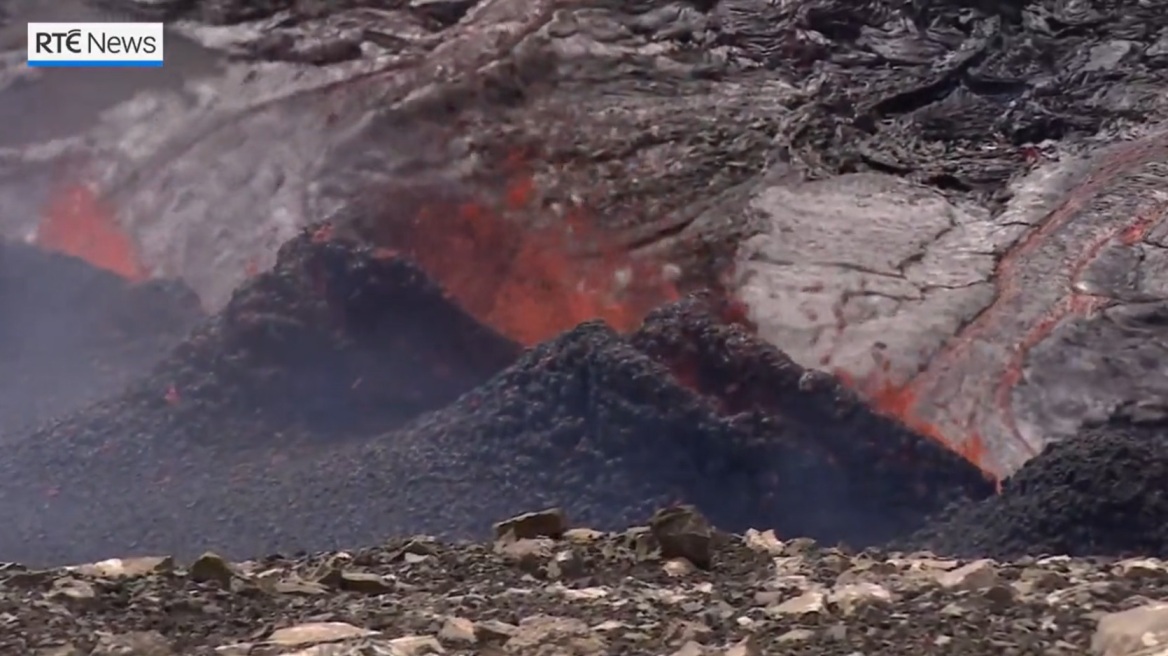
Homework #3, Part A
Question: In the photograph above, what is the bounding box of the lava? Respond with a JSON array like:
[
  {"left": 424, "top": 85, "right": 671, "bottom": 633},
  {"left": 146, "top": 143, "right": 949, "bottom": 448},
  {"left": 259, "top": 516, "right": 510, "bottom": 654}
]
[
  {"left": 36, "top": 182, "right": 147, "bottom": 281},
  {"left": 372, "top": 165, "right": 681, "bottom": 346},
  {"left": 834, "top": 370, "right": 994, "bottom": 479},
  {"left": 832, "top": 138, "right": 1168, "bottom": 480}
]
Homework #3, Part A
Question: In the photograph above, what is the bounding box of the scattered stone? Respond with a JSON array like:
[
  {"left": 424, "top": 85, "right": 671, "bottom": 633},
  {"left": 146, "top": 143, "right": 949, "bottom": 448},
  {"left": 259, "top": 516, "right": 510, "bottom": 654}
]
[
  {"left": 936, "top": 559, "right": 999, "bottom": 590},
  {"left": 0, "top": 517, "right": 1162, "bottom": 654},
  {"left": 505, "top": 616, "right": 606, "bottom": 655},
  {"left": 437, "top": 617, "right": 477, "bottom": 645},
  {"left": 48, "top": 577, "right": 97, "bottom": 604},
  {"left": 270, "top": 575, "right": 331, "bottom": 596},
  {"left": 34, "top": 645, "right": 83, "bottom": 656},
  {"left": 828, "top": 582, "right": 893, "bottom": 616},
  {"left": 493, "top": 509, "right": 568, "bottom": 541},
  {"left": 266, "top": 623, "right": 379, "bottom": 648},
  {"left": 563, "top": 529, "right": 604, "bottom": 544},
  {"left": 664, "top": 620, "right": 714, "bottom": 645},
  {"left": 742, "top": 529, "right": 784, "bottom": 555},
  {"left": 1116, "top": 558, "right": 1168, "bottom": 579},
  {"left": 1093, "top": 603, "right": 1168, "bottom": 656},
  {"left": 766, "top": 590, "right": 827, "bottom": 618},
  {"left": 670, "top": 642, "right": 707, "bottom": 656},
  {"left": 188, "top": 552, "right": 237, "bottom": 587},
  {"left": 547, "top": 549, "right": 587, "bottom": 580},
  {"left": 387, "top": 635, "right": 444, "bottom": 656},
  {"left": 663, "top": 557, "right": 697, "bottom": 578},
  {"left": 320, "top": 570, "right": 395, "bottom": 594},
  {"left": 90, "top": 631, "right": 173, "bottom": 656},
  {"left": 475, "top": 620, "right": 519, "bottom": 644},
  {"left": 649, "top": 506, "right": 714, "bottom": 569},
  {"left": 724, "top": 636, "right": 762, "bottom": 656},
  {"left": 72, "top": 556, "right": 174, "bottom": 579},
  {"left": 777, "top": 629, "right": 815, "bottom": 643},
  {"left": 497, "top": 538, "right": 555, "bottom": 574}
]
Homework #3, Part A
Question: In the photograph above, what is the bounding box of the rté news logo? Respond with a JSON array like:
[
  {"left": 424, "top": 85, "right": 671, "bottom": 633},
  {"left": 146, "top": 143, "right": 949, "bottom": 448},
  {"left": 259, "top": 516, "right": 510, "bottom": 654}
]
[{"left": 26, "top": 22, "right": 165, "bottom": 68}]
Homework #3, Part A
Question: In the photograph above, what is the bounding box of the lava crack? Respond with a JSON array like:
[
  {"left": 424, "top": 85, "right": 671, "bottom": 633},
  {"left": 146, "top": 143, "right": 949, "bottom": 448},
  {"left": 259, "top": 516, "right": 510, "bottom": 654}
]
[{"left": 872, "top": 138, "right": 1168, "bottom": 478}]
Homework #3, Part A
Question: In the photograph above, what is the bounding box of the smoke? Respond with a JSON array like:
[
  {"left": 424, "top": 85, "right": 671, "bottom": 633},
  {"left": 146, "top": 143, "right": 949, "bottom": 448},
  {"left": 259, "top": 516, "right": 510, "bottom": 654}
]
[{"left": 0, "top": 240, "right": 201, "bottom": 437}]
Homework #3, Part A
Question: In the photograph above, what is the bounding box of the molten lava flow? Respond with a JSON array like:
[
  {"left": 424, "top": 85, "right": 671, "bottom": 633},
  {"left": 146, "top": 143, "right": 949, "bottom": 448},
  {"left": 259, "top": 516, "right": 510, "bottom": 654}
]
[
  {"left": 834, "top": 370, "right": 994, "bottom": 480},
  {"left": 381, "top": 167, "right": 680, "bottom": 346},
  {"left": 831, "top": 143, "right": 1168, "bottom": 484},
  {"left": 37, "top": 183, "right": 146, "bottom": 281}
]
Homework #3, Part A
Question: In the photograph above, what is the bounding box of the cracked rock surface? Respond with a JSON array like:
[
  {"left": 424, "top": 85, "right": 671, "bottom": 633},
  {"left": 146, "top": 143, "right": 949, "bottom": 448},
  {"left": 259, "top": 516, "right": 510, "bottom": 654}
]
[{"left": 3, "top": 509, "right": 1168, "bottom": 656}]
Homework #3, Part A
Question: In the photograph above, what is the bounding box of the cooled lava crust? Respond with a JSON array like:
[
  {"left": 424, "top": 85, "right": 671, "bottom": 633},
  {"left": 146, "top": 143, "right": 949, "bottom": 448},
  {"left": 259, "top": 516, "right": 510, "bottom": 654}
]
[{"left": 0, "top": 227, "right": 993, "bottom": 565}]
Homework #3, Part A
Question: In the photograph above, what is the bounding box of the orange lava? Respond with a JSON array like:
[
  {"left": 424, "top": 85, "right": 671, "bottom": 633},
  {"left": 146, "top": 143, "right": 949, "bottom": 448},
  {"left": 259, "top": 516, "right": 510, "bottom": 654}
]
[
  {"left": 832, "top": 182, "right": 1168, "bottom": 484},
  {"left": 37, "top": 183, "right": 146, "bottom": 281},
  {"left": 377, "top": 167, "right": 680, "bottom": 346},
  {"left": 834, "top": 369, "right": 994, "bottom": 480}
]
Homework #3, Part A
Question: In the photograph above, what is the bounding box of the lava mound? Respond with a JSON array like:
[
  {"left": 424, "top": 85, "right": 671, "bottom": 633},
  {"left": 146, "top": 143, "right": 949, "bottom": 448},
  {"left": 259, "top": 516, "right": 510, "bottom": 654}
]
[
  {"left": 908, "top": 423, "right": 1168, "bottom": 559},
  {"left": 0, "top": 240, "right": 202, "bottom": 435},
  {"left": 128, "top": 226, "right": 523, "bottom": 437},
  {"left": 627, "top": 297, "right": 996, "bottom": 544}
]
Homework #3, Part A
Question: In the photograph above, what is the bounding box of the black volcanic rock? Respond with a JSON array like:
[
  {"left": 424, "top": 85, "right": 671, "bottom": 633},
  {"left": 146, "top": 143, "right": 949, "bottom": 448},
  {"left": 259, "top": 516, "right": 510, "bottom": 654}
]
[
  {"left": 908, "top": 423, "right": 1168, "bottom": 559},
  {"left": 630, "top": 296, "right": 996, "bottom": 545},
  {"left": 144, "top": 227, "right": 522, "bottom": 438}
]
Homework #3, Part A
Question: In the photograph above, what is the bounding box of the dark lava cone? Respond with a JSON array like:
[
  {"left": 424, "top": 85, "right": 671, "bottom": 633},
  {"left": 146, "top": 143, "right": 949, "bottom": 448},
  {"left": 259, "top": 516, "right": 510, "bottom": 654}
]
[
  {"left": 0, "top": 240, "right": 202, "bottom": 435},
  {"left": 630, "top": 296, "right": 996, "bottom": 544},
  {"left": 907, "top": 423, "right": 1168, "bottom": 559},
  {"left": 145, "top": 227, "right": 522, "bottom": 437}
]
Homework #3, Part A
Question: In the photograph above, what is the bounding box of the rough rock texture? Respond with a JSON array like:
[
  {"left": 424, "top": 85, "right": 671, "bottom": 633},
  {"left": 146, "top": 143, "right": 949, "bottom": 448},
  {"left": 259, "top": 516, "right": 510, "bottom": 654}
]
[
  {"left": 5, "top": 0, "right": 1168, "bottom": 477},
  {"left": 0, "top": 240, "right": 202, "bottom": 435},
  {"left": 3, "top": 510, "right": 1167, "bottom": 656},
  {"left": 909, "top": 424, "right": 1168, "bottom": 560},
  {"left": 131, "top": 227, "right": 521, "bottom": 435},
  {"left": 0, "top": 232, "right": 989, "bottom": 566}
]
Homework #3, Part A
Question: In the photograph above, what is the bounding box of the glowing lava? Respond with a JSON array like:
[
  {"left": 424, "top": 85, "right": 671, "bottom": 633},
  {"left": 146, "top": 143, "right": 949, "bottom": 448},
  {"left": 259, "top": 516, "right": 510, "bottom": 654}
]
[
  {"left": 831, "top": 141, "right": 1168, "bottom": 482},
  {"left": 37, "top": 183, "right": 146, "bottom": 281},
  {"left": 377, "top": 167, "right": 680, "bottom": 346}
]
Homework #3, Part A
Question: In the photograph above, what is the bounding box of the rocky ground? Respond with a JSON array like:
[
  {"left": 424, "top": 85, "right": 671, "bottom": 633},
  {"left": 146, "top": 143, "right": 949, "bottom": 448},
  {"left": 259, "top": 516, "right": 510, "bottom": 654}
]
[{"left": 5, "top": 506, "right": 1168, "bottom": 656}]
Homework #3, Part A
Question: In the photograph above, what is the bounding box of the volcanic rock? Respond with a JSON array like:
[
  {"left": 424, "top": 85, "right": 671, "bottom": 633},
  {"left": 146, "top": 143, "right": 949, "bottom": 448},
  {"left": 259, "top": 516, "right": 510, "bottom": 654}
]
[
  {"left": 908, "top": 424, "right": 1168, "bottom": 559},
  {"left": 6, "top": 0, "right": 1168, "bottom": 482},
  {"left": 1093, "top": 603, "right": 1168, "bottom": 656},
  {"left": 649, "top": 505, "right": 715, "bottom": 570},
  {"left": 145, "top": 226, "right": 520, "bottom": 436},
  {"left": 494, "top": 508, "right": 568, "bottom": 541},
  {"left": 631, "top": 296, "right": 995, "bottom": 544},
  {"left": 0, "top": 229, "right": 520, "bottom": 564},
  {"left": 0, "top": 519, "right": 1149, "bottom": 655},
  {"left": 0, "top": 239, "right": 990, "bottom": 565}
]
